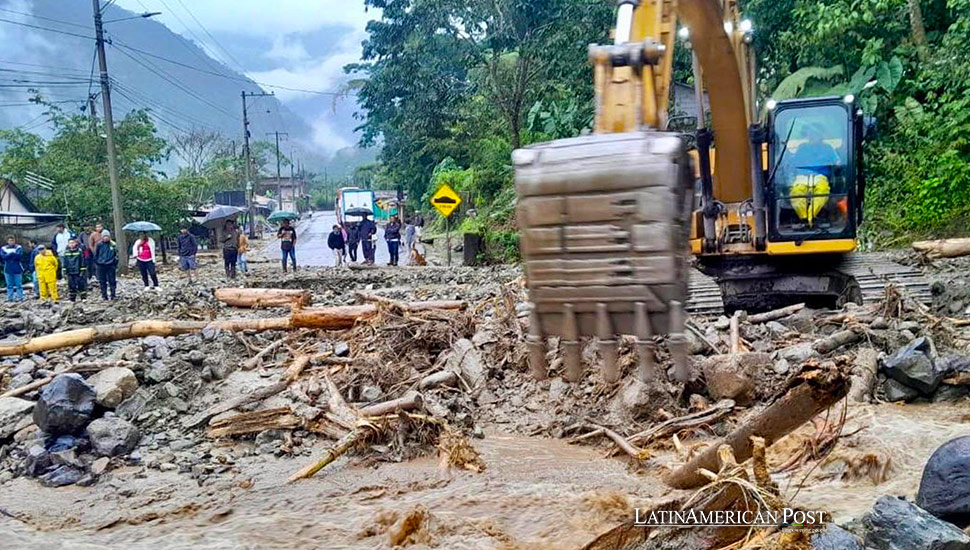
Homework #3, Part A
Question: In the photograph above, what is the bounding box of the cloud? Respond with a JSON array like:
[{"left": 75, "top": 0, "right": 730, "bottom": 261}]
[
  {"left": 309, "top": 116, "right": 352, "bottom": 151},
  {"left": 115, "top": 0, "right": 374, "bottom": 38},
  {"left": 264, "top": 36, "right": 311, "bottom": 65},
  {"left": 247, "top": 31, "right": 364, "bottom": 102}
]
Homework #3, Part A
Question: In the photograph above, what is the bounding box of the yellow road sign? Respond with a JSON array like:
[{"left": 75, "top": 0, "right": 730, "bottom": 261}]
[{"left": 430, "top": 183, "right": 462, "bottom": 217}]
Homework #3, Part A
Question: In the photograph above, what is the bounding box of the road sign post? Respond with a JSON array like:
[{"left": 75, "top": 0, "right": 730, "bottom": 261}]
[{"left": 430, "top": 184, "right": 462, "bottom": 267}]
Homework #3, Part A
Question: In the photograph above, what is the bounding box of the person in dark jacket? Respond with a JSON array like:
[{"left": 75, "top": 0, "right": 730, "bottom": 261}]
[
  {"left": 384, "top": 215, "right": 402, "bottom": 266},
  {"left": 177, "top": 226, "right": 199, "bottom": 284},
  {"left": 345, "top": 222, "right": 360, "bottom": 263},
  {"left": 94, "top": 230, "right": 119, "bottom": 300},
  {"left": 359, "top": 215, "right": 377, "bottom": 265},
  {"left": 277, "top": 218, "right": 298, "bottom": 272},
  {"left": 220, "top": 220, "right": 240, "bottom": 279},
  {"left": 61, "top": 238, "right": 87, "bottom": 301},
  {"left": 327, "top": 224, "right": 346, "bottom": 267},
  {"left": 1, "top": 236, "right": 24, "bottom": 302}
]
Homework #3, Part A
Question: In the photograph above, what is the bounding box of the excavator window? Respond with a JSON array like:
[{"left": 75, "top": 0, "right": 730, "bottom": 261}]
[{"left": 769, "top": 103, "right": 852, "bottom": 238}]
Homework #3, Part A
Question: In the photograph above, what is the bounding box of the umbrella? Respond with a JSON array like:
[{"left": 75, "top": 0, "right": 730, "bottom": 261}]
[
  {"left": 202, "top": 205, "right": 245, "bottom": 228},
  {"left": 267, "top": 210, "right": 299, "bottom": 222},
  {"left": 122, "top": 221, "right": 162, "bottom": 232},
  {"left": 344, "top": 206, "right": 373, "bottom": 217}
]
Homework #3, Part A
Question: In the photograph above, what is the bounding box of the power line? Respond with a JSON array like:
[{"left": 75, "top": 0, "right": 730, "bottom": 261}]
[
  {"left": 0, "top": 7, "right": 92, "bottom": 30},
  {"left": 0, "top": 17, "right": 95, "bottom": 40},
  {"left": 110, "top": 43, "right": 240, "bottom": 121},
  {"left": 146, "top": 0, "right": 229, "bottom": 73},
  {"left": 112, "top": 40, "right": 350, "bottom": 96},
  {"left": 172, "top": 0, "right": 247, "bottom": 74},
  {"left": 110, "top": 77, "right": 226, "bottom": 130}
]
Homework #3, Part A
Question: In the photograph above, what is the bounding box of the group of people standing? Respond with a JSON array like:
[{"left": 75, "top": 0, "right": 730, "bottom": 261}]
[
  {"left": 0, "top": 222, "right": 124, "bottom": 303},
  {"left": 327, "top": 213, "right": 422, "bottom": 267}
]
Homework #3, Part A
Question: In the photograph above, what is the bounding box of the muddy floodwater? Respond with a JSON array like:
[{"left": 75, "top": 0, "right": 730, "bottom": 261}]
[{"left": 3, "top": 400, "right": 970, "bottom": 549}]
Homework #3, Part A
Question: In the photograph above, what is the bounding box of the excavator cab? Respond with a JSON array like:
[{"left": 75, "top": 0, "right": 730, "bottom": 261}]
[{"left": 766, "top": 97, "right": 862, "bottom": 245}]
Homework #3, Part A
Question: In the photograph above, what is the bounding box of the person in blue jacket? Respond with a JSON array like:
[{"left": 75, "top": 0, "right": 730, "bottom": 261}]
[{"left": 1, "top": 236, "right": 24, "bottom": 302}]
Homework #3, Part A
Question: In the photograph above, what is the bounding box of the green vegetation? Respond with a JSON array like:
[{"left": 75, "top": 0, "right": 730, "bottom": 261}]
[{"left": 348, "top": 0, "right": 970, "bottom": 257}]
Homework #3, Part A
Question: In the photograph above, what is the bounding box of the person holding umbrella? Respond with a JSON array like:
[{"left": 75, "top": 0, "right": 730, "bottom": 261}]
[
  {"left": 277, "top": 218, "right": 298, "bottom": 272},
  {"left": 132, "top": 232, "right": 159, "bottom": 288},
  {"left": 345, "top": 222, "right": 360, "bottom": 263}
]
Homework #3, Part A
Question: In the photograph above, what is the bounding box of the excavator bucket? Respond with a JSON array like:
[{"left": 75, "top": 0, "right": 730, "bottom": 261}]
[{"left": 514, "top": 131, "right": 694, "bottom": 383}]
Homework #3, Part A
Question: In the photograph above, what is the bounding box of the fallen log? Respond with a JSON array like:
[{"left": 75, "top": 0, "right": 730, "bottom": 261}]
[
  {"left": 289, "top": 421, "right": 375, "bottom": 482},
  {"left": 912, "top": 237, "right": 970, "bottom": 259},
  {"left": 418, "top": 370, "right": 458, "bottom": 390},
  {"left": 0, "top": 302, "right": 459, "bottom": 358},
  {"left": 813, "top": 327, "right": 863, "bottom": 354},
  {"left": 214, "top": 288, "right": 312, "bottom": 309},
  {"left": 207, "top": 407, "right": 303, "bottom": 438},
  {"left": 184, "top": 353, "right": 317, "bottom": 428},
  {"left": 0, "top": 376, "right": 53, "bottom": 398},
  {"left": 242, "top": 339, "right": 286, "bottom": 370},
  {"left": 848, "top": 348, "right": 879, "bottom": 402},
  {"left": 359, "top": 391, "right": 423, "bottom": 417},
  {"left": 664, "top": 364, "right": 849, "bottom": 489},
  {"left": 747, "top": 303, "right": 805, "bottom": 324},
  {"left": 626, "top": 399, "right": 735, "bottom": 447},
  {"left": 353, "top": 292, "right": 466, "bottom": 313}
]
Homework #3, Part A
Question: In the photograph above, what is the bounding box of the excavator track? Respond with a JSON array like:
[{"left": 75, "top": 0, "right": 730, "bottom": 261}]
[{"left": 687, "top": 253, "right": 932, "bottom": 315}]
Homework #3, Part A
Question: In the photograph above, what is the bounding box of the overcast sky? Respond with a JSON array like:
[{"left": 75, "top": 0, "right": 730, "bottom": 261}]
[{"left": 114, "top": 0, "right": 376, "bottom": 151}]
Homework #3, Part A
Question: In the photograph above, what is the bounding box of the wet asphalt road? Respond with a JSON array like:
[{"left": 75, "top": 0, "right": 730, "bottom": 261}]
[{"left": 291, "top": 210, "right": 389, "bottom": 267}]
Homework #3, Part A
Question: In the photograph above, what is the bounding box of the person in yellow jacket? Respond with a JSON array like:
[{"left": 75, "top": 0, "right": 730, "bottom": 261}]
[{"left": 34, "top": 245, "right": 59, "bottom": 303}]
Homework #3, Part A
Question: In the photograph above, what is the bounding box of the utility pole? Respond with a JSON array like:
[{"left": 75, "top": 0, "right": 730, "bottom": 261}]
[
  {"left": 241, "top": 91, "right": 273, "bottom": 237},
  {"left": 92, "top": 0, "right": 128, "bottom": 272},
  {"left": 266, "top": 131, "right": 288, "bottom": 211}
]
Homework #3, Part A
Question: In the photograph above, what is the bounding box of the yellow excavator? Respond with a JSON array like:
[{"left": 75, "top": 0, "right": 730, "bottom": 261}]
[{"left": 513, "top": 0, "right": 928, "bottom": 382}]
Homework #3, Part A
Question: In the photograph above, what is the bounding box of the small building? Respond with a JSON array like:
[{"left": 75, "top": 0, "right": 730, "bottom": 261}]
[
  {"left": 256, "top": 176, "right": 308, "bottom": 213},
  {"left": 0, "top": 179, "right": 66, "bottom": 242}
]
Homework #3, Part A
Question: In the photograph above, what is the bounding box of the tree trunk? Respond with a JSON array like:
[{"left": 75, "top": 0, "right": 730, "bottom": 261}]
[
  {"left": 214, "top": 288, "right": 312, "bottom": 308},
  {"left": 908, "top": 0, "right": 929, "bottom": 59},
  {"left": 664, "top": 364, "right": 849, "bottom": 489},
  {"left": 912, "top": 238, "right": 970, "bottom": 259}
]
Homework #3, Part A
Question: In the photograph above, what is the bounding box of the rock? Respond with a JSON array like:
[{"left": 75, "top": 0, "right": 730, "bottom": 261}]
[
  {"left": 882, "top": 337, "right": 941, "bottom": 395},
  {"left": 779, "top": 342, "right": 818, "bottom": 364},
  {"left": 168, "top": 397, "right": 189, "bottom": 413},
  {"left": 0, "top": 397, "right": 34, "bottom": 438},
  {"left": 360, "top": 385, "right": 383, "bottom": 402},
  {"left": 8, "top": 372, "right": 33, "bottom": 390},
  {"left": 714, "top": 316, "right": 731, "bottom": 330},
  {"left": 50, "top": 447, "right": 83, "bottom": 468},
  {"left": 333, "top": 341, "right": 350, "bottom": 357},
  {"left": 145, "top": 360, "right": 174, "bottom": 383},
  {"left": 153, "top": 345, "right": 171, "bottom": 360},
  {"left": 883, "top": 378, "right": 921, "bottom": 403},
  {"left": 201, "top": 326, "right": 221, "bottom": 341},
  {"left": 899, "top": 321, "right": 922, "bottom": 333},
  {"left": 86, "top": 416, "right": 141, "bottom": 457},
  {"left": 938, "top": 356, "right": 970, "bottom": 377},
  {"left": 934, "top": 384, "right": 970, "bottom": 403},
  {"left": 115, "top": 389, "right": 151, "bottom": 420},
  {"left": 861, "top": 496, "right": 970, "bottom": 550},
  {"left": 90, "top": 456, "right": 110, "bottom": 475},
  {"left": 871, "top": 316, "right": 889, "bottom": 330},
  {"left": 208, "top": 362, "right": 229, "bottom": 381},
  {"left": 773, "top": 358, "right": 791, "bottom": 375},
  {"left": 471, "top": 330, "right": 498, "bottom": 347},
  {"left": 87, "top": 367, "right": 139, "bottom": 408},
  {"left": 255, "top": 429, "right": 285, "bottom": 446},
  {"left": 918, "top": 437, "right": 970, "bottom": 527},
  {"left": 13, "top": 358, "right": 36, "bottom": 375},
  {"left": 24, "top": 444, "right": 52, "bottom": 476},
  {"left": 701, "top": 353, "right": 772, "bottom": 406},
  {"left": 548, "top": 378, "right": 568, "bottom": 402},
  {"left": 766, "top": 321, "right": 789, "bottom": 337},
  {"left": 47, "top": 434, "right": 78, "bottom": 452},
  {"left": 161, "top": 382, "right": 180, "bottom": 398},
  {"left": 39, "top": 465, "right": 85, "bottom": 487},
  {"left": 169, "top": 439, "right": 195, "bottom": 452},
  {"left": 446, "top": 339, "right": 486, "bottom": 388},
  {"left": 33, "top": 374, "right": 96, "bottom": 436},
  {"left": 812, "top": 524, "right": 864, "bottom": 550},
  {"left": 186, "top": 350, "right": 205, "bottom": 367}
]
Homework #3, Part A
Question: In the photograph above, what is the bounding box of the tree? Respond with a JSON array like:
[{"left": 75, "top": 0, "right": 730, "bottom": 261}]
[{"left": 171, "top": 129, "right": 227, "bottom": 176}]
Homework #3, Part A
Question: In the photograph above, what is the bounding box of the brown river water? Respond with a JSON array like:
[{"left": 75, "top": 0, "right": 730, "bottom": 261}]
[{"left": 2, "top": 401, "right": 969, "bottom": 549}]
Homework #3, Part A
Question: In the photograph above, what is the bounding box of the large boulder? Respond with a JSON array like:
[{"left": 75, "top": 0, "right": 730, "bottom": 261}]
[
  {"left": 86, "top": 415, "right": 140, "bottom": 457},
  {"left": 861, "top": 496, "right": 970, "bottom": 550},
  {"left": 445, "top": 339, "right": 486, "bottom": 388},
  {"left": 0, "top": 397, "right": 34, "bottom": 438},
  {"left": 33, "top": 374, "right": 96, "bottom": 436},
  {"left": 86, "top": 367, "right": 138, "bottom": 408},
  {"left": 701, "top": 352, "right": 772, "bottom": 406},
  {"left": 881, "top": 337, "right": 941, "bottom": 395},
  {"left": 812, "top": 524, "right": 863, "bottom": 550},
  {"left": 918, "top": 437, "right": 970, "bottom": 526}
]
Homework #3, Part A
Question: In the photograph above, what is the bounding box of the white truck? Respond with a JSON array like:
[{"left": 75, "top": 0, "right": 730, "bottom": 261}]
[{"left": 335, "top": 187, "right": 375, "bottom": 225}]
